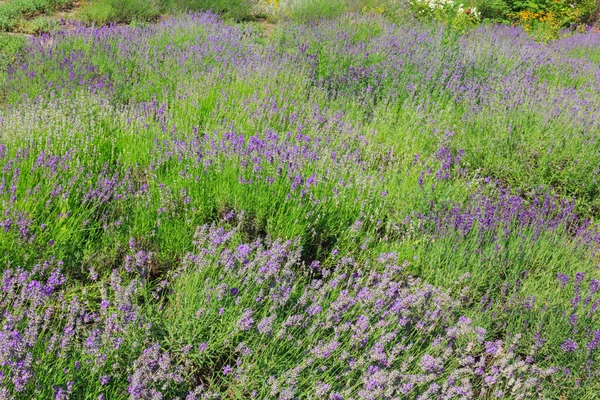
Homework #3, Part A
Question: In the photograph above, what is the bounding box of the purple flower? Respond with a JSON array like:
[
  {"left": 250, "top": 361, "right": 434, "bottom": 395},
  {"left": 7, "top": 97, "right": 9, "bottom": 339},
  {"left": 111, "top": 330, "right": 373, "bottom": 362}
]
[
  {"left": 421, "top": 354, "right": 443, "bottom": 373},
  {"left": 475, "top": 327, "right": 487, "bottom": 343},
  {"left": 222, "top": 365, "right": 234, "bottom": 375},
  {"left": 589, "top": 279, "right": 599, "bottom": 294},
  {"left": 484, "top": 340, "right": 502, "bottom": 356},
  {"left": 484, "top": 374, "right": 498, "bottom": 385},
  {"left": 569, "top": 313, "right": 578, "bottom": 328},
  {"left": 561, "top": 338, "right": 578, "bottom": 353},
  {"left": 556, "top": 273, "right": 569, "bottom": 288},
  {"left": 258, "top": 316, "right": 275, "bottom": 335},
  {"left": 235, "top": 244, "right": 251, "bottom": 260},
  {"left": 312, "top": 340, "right": 340, "bottom": 359},
  {"left": 307, "top": 304, "right": 322, "bottom": 316},
  {"left": 237, "top": 309, "right": 254, "bottom": 331},
  {"left": 587, "top": 330, "right": 600, "bottom": 351},
  {"left": 315, "top": 381, "right": 332, "bottom": 397},
  {"left": 230, "top": 287, "right": 239, "bottom": 296},
  {"left": 400, "top": 382, "right": 414, "bottom": 395},
  {"left": 198, "top": 343, "right": 208, "bottom": 352}
]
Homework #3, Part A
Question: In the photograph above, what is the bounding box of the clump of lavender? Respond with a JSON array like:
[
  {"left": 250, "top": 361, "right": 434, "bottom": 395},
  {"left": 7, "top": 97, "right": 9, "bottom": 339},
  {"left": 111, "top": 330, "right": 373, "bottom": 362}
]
[
  {"left": 0, "top": 260, "right": 182, "bottom": 398},
  {"left": 156, "top": 223, "right": 598, "bottom": 398},
  {"left": 1, "top": 10, "right": 600, "bottom": 400},
  {"left": 1, "top": 220, "right": 598, "bottom": 398}
]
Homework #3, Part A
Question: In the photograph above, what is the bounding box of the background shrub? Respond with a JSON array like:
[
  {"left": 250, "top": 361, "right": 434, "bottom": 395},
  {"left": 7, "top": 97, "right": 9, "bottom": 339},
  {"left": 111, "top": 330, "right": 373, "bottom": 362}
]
[
  {"left": 163, "top": 0, "right": 253, "bottom": 20},
  {"left": 473, "top": 0, "right": 509, "bottom": 20},
  {"left": 506, "top": 0, "right": 597, "bottom": 24},
  {"left": 577, "top": 0, "right": 598, "bottom": 22},
  {"left": 406, "top": 0, "right": 597, "bottom": 32},
  {"left": 0, "top": 32, "right": 24, "bottom": 82},
  {"left": 17, "top": 15, "right": 59, "bottom": 34},
  {"left": 0, "top": 0, "right": 74, "bottom": 32},
  {"left": 278, "top": 0, "right": 347, "bottom": 21},
  {"left": 79, "top": 0, "right": 162, "bottom": 24}
]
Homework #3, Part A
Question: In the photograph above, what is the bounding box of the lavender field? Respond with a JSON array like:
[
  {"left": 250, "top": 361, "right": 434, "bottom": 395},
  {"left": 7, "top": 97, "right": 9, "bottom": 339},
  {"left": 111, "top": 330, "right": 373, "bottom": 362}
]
[{"left": 1, "top": 11, "right": 600, "bottom": 399}]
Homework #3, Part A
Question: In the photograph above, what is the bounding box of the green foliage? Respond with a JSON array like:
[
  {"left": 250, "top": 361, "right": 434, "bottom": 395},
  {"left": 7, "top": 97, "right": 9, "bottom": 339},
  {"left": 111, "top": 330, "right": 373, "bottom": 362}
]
[
  {"left": 474, "top": 0, "right": 509, "bottom": 20},
  {"left": 506, "top": 0, "right": 578, "bottom": 13},
  {"left": 78, "top": 0, "right": 162, "bottom": 24},
  {"left": 0, "top": 32, "right": 24, "bottom": 84},
  {"left": 0, "top": 0, "right": 74, "bottom": 32},
  {"left": 569, "top": 46, "right": 600, "bottom": 62},
  {"left": 280, "top": 0, "right": 347, "bottom": 21},
  {"left": 577, "top": 0, "right": 598, "bottom": 21},
  {"left": 409, "top": 0, "right": 482, "bottom": 29},
  {"left": 17, "top": 15, "right": 58, "bottom": 34},
  {"left": 507, "top": 0, "right": 597, "bottom": 26},
  {"left": 80, "top": 0, "right": 256, "bottom": 24},
  {"left": 162, "top": 0, "right": 253, "bottom": 20},
  {"left": 412, "top": 0, "right": 597, "bottom": 29}
]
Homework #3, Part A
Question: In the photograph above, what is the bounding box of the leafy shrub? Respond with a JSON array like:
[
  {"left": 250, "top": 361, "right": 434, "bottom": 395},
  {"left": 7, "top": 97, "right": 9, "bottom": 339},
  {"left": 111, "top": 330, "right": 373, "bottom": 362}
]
[
  {"left": 507, "top": 1, "right": 591, "bottom": 39},
  {"left": 412, "top": 0, "right": 597, "bottom": 30},
  {"left": 17, "top": 15, "right": 59, "bottom": 34},
  {"left": 0, "top": 33, "right": 24, "bottom": 101},
  {"left": 163, "top": 0, "right": 253, "bottom": 20},
  {"left": 351, "top": 0, "right": 413, "bottom": 20},
  {"left": 278, "top": 0, "right": 347, "bottom": 21},
  {"left": 507, "top": 0, "right": 597, "bottom": 28},
  {"left": 409, "top": 0, "right": 482, "bottom": 28},
  {"left": 473, "top": 0, "right": 509, "bottom": 20},
  {"left": 0, "top": 0, "right": 74, "bottom": 32},
  {"left": 0, "top": 32, "right": 24, "bottom": 73},
  {"left": 79, "top": 0, "right": 162, "bottom": 24},
  {"left": 0, "top": 2, "right": 30, "bottom": 31},
  {"left": 0, "top": 15, "right": 17, "bottom": 32}
]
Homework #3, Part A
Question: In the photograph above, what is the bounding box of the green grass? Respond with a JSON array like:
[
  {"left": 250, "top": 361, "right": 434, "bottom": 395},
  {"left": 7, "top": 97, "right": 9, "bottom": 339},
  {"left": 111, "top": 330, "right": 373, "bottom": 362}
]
[
  {"left": 163, "top": 0, "right": 253, "bottom": 20},
  {"left": 0, "top": 0, "right": 73, "bottom": 31},
  {"left": 78, "top": 0, "right": 255, "bottom": 24},
  {"left": 77, "top": 0, "right": 163, "bottom": 25},
  {"left": 0, "top": 32, "right": 24, "bottom": 83}
]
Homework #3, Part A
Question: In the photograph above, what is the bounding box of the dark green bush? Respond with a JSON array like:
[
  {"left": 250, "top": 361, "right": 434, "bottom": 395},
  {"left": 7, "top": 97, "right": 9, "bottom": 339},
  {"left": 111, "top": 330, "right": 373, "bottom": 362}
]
[
  {"left": 577, "top": 0, "right": 598, "bottom": 22},
  {"left": 505, "top": 0, "right": 596, "bottom": 17},
  {"left": 474, "top": 0, "right": 510, "bottom": 20},
  {"left": 481, "top": 0, "right": 599, "bottom": 28}
]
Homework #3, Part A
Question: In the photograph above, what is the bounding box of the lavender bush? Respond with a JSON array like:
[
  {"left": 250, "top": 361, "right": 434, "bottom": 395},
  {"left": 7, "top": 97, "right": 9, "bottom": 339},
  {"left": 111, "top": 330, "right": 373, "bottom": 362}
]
[{"left": 0, "top": 11, "right": 599, "bottom": 399}]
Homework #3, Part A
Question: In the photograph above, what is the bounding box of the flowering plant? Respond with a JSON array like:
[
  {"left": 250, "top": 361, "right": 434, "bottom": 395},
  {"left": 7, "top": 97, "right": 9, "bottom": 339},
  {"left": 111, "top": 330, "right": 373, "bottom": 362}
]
[
  {"left": 410, "top": 0, "right": 482, "bottom": 23},
  {"left": 511, "top": 0, "right": 587, "bottom": 39}
]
